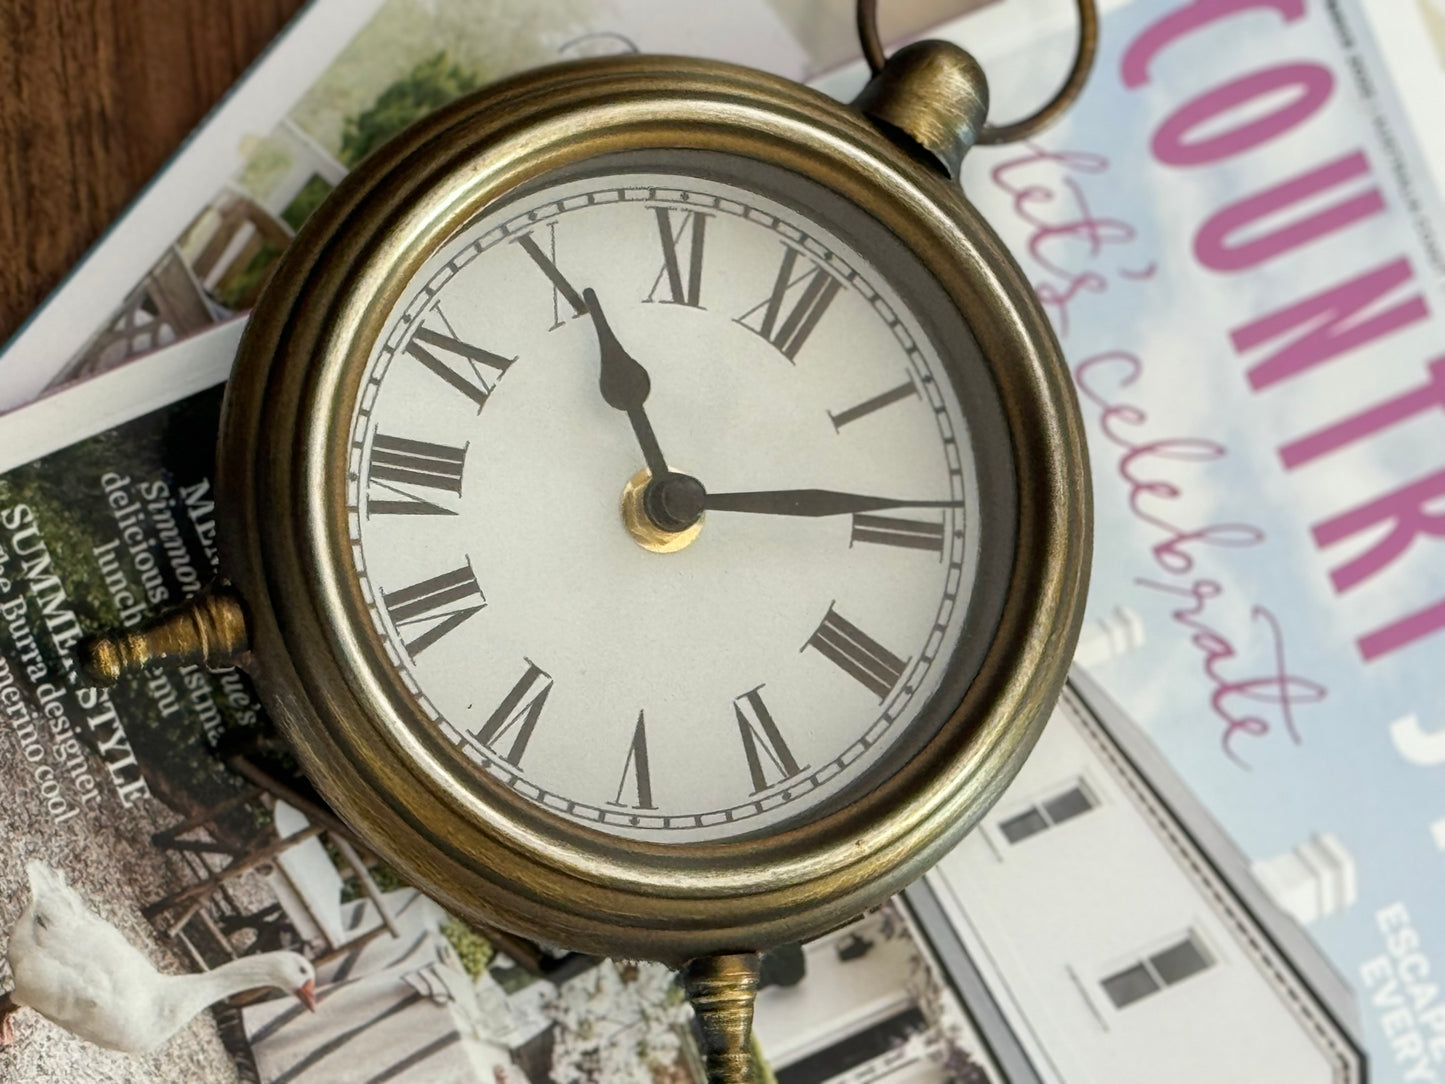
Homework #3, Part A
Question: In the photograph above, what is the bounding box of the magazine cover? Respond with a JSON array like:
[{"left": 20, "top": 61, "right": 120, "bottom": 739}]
[
  {"left": 939, "top": 0, "right": 1443, "bottom": 1080},
  {"left": 0, "top": 349, "right": 1009, "bottom": 1083}
]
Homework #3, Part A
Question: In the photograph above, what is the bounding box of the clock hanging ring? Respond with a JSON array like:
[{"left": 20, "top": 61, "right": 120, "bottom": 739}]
[{"left": 81, "top": 4, "right": 1096, "bottom": 1080}]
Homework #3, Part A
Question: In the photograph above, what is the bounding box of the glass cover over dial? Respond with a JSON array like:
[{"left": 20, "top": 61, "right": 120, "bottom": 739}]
[{"left": 344, "top": 153, "right": 1003, "bottom": 843}]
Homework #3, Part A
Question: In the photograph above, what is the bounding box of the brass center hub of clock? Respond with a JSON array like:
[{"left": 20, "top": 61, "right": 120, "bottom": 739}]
[{"left": 621, "top": 469, "right": 704, "bottom": 553}]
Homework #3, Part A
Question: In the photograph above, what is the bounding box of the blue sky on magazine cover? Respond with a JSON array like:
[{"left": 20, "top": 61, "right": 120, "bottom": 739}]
[{"left": 963, "top": 0, "right": 1445, "bottom": 1074}]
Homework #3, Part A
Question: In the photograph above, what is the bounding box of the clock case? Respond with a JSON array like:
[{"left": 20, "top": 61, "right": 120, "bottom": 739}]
[{"left": 197, "top": 54, "right": 1089, "bottom": 967}]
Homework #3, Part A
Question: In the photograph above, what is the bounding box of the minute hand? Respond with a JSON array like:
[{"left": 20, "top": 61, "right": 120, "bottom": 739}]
[{"left": 702, "top": 489, "right": 965, "bottom": 518}]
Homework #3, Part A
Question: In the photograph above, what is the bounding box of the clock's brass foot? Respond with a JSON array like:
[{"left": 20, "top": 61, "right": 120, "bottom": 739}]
[
  {"left": 78, "top": 580, "right": 250, "bottom": 686},
  {"left": 681, "top": 953, "right": 762, "bottom": 1084}
]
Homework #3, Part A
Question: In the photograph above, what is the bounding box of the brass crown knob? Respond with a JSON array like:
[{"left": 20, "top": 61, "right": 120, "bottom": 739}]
[
  {"left": 79, "top": 581, "right": 250, "bottom": 686},
  {"left": 853, "top": 40, "right": 990, "bottom": 179}
]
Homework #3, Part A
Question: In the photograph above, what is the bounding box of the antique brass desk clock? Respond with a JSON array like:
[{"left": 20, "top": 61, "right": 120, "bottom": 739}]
[{"left": 84, "top": 3, "right": 1095, "bottom": 1079}]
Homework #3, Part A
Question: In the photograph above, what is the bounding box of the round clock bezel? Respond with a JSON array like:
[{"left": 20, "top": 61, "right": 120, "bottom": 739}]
[
  {"left": 342, "top": 147, "right": 1015, "bottom": 842},
  {"left": 218, "top": 55, "right": 1090, "bottom": 964}
]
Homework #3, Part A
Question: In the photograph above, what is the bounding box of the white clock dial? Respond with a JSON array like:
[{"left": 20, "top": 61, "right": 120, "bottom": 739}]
[{"left": 344, "top": 158, "right": 991, "bottom": 843}]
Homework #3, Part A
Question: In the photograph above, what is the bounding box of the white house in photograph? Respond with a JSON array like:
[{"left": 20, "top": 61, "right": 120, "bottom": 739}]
[
  {"left": 1252, "top": 832, "right": 1358, "bottom": 928},
  {"left": 911, "top": 669, "right": 1367, "bottom": 1084}
]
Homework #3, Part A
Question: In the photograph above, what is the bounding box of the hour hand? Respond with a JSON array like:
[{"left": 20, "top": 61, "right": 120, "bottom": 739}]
[
  {"left": 583, "top": 288, "right": 669, "bottom": 479},
  {"left": 585, "top": 288, "right": 650, "bottom": 411}
]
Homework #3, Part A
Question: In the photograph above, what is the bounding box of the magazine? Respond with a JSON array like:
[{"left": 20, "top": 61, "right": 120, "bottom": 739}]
[
  {"left": 942, "top": 0, "right": 1444, "bottom": 1080},
  {"left": 3, "top": 0, "right": 1443, "bottom": 1081},
  {"left": 0, "top": 342, "right": 1003, "bottom": 1084},
  {"left": 0, "top": 0, "right": 1032, "bottom": 413},
  {"left": 0, "top": 5, "right": 1023, "bottom": 1083}
]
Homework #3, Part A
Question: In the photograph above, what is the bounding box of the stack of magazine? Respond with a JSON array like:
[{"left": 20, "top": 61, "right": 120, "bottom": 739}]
[{"left": 1, "top": 0, "right": 1442, "bottom": 1080}]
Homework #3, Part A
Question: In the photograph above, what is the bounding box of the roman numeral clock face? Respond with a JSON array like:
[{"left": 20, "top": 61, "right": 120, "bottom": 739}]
[{"left": 344, "top": 157, "right": 996, "bottom": 843}]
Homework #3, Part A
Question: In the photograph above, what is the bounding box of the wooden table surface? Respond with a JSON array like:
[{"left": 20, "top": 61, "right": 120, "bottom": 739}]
[{"left": 0, "top": 0, "right": 309, "bottom": 344}]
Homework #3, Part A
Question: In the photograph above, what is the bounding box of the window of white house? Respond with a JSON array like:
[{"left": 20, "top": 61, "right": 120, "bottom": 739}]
[
  {"left": 997, "top": 781, "right": 1096, "bottom": 844},
  {"left": 1101, "top": 932, "right": 1214, "bottom": 1009}
]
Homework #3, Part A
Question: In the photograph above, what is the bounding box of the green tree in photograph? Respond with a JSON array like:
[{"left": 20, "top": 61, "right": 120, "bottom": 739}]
[
  {"left": 339, "top": 52, "right": 480, "bottom": 167},
  {"left": 280, "top": 174, "right": 335, "bottom": 232}
]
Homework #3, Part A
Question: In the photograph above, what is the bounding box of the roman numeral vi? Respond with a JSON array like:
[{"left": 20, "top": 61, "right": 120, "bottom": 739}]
[
  {"left": 611, "top": 711, "right": 656, "bottom": 810},
  {"left": 472, "top": 659, "right": 552, "bottom": 768}
]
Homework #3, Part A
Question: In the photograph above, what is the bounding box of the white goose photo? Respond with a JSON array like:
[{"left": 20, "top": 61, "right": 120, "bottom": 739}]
[{"left": 0, "top": 862, "right": 316, "bottom": 1055}]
